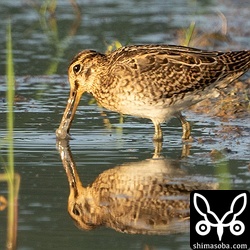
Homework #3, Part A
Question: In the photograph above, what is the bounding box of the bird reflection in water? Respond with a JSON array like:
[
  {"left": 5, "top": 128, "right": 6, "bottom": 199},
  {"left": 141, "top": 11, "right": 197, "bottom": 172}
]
[{"left": 57, "top": 140, "right": 218, "bottom": 235}]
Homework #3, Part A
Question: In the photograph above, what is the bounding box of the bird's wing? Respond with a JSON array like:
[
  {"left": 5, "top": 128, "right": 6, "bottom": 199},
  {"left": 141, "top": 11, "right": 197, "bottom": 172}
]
[{"left": 108, "top": 45, "right": 249, "bottom": 98}]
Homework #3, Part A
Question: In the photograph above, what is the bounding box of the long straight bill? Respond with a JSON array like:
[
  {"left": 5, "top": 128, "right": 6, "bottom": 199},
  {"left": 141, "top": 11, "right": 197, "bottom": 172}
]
[{"left": 56, "top": 88, "right": 82, "bottom": 139}]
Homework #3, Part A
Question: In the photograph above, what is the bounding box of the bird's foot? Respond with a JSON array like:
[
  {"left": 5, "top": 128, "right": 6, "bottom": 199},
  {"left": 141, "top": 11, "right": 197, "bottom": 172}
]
[{"left": 152, "top": 140, "right": 163, "bottom": 159}]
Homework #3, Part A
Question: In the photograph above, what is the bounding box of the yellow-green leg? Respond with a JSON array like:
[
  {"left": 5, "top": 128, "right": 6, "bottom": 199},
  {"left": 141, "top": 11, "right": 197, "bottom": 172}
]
[
  {"left": 153, "top": 121, "right": 163, "bottom": 142},
  {"left": 178, "top": 113, "right": 192, "bottom": 140}
]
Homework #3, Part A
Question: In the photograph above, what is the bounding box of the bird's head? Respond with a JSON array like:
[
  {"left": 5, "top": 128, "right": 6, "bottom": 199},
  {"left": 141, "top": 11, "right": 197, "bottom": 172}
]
[{"left": 56, "top": 50, "right": 105, "bottom": 139}]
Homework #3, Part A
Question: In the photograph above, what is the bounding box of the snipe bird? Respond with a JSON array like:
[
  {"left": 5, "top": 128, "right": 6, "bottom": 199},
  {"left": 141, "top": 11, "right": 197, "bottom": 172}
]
[{"left": 56, "top": 45, "right": 250, "bottom": 141}]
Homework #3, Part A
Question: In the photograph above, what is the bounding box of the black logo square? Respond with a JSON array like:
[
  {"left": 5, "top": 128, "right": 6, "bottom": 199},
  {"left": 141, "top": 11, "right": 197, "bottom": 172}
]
[{"left": 190, "top": 190, "right": 250, "bottom": 250}]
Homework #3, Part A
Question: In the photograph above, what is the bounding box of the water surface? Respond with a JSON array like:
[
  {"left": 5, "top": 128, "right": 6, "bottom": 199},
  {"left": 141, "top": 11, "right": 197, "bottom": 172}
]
[{"left": 0, "top": 0, "right": 250, "bottom": 249}]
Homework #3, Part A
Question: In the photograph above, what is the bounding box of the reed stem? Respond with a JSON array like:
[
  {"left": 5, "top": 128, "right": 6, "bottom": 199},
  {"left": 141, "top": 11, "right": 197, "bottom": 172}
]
[{"left": 6, "top": 20, "right": 16, "bottom": 250}]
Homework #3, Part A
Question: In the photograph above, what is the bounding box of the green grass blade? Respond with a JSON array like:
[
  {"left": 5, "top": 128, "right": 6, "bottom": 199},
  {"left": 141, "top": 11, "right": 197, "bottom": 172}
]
[
  {"left": 6, "top": 19, "right": 16, "bottom": 250},
  {"left": 6, "top": 21, "right": 15, "bottom": 179},
  {"left": 183, "top": 21, "right": 196, "bottom": 47}
]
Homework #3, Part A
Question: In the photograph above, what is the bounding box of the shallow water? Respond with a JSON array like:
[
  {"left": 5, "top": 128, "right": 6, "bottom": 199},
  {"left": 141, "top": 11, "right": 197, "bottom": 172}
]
[{"left": 0, "top": 0, "right": 250, "bottom": 249}]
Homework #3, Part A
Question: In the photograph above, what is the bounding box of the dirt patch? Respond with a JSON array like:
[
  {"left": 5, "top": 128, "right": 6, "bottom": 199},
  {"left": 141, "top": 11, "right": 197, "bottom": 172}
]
[{"left": 191, "top": 78, "right": 250, "bottom": 120}]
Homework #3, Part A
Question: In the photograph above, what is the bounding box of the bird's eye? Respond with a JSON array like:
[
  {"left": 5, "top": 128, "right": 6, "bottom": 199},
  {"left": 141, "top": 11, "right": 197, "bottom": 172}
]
[{"left": 73, "top": 64, "right": 81, "bottom": 74}]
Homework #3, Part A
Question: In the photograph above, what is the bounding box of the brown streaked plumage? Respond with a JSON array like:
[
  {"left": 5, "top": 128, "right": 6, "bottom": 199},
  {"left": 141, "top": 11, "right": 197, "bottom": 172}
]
[
  {"left": 57, "top": 140, "right": 218, "bottom": 234},
  {"left": 56, "top": 44, "right": 250, "bottom": 141}
]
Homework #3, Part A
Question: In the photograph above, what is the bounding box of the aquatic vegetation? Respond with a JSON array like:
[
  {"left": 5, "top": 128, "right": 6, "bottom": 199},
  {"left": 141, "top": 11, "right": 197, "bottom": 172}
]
[
  {"left": 0, "top": 21, "right": 20, "bottom": 250},
  {"left": 105, "top": 40, "right": 123, "bottom": 53},
  {"left": 182, "top": 21, "right": 196, "bottom": 47},
  {"left": 177, "top": 12, "right": 229, "bottom": 48},
  {"left": 35, "top": 0, "right": 81, "bottom": 75},
  {"left": 28, "top": 0, "right": 81, "bottom": 99}
]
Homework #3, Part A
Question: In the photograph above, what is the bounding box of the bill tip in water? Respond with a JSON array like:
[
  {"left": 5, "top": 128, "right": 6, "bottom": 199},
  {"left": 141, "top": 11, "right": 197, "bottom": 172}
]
[{"left": 56, "top": 128, "right": 71, "bottom": 140}]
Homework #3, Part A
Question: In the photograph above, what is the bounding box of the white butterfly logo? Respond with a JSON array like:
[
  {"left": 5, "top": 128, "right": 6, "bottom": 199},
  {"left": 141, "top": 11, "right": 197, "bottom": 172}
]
[{"left": 193, "top": 193, "right": 247, "bottom": 241}]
